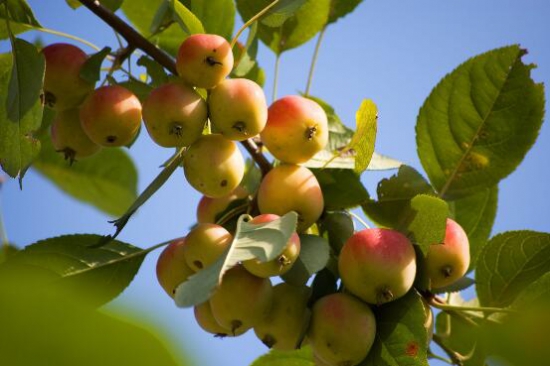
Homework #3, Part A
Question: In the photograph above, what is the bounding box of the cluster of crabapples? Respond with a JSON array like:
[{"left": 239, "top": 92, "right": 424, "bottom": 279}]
[{"left": 41, "top": 33, "right": 472, "bottom": 365}]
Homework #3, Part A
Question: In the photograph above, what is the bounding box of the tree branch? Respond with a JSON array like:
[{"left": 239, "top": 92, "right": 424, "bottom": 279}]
[{"left": 77, "top": 0, "right": 273, "bottom": 175}]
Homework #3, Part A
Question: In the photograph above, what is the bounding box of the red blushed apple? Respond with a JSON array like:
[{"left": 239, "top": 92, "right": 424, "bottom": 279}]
[
  {"left": 425, "top": 218, "right": 470, "bottom": 289},
  {"left": 176, "top": 34, "right": 234, "bottom": 89},
  {"left": 338, "top": 228, "right": 417, "bottom": 305},
  {"left": 80, "top": 85, "right": 142, "bottom": 147},
  {"left": 41, "top": 43, "right": 94, "bottom": 111},
  {"left": 143, "top": 81, "right": 207, "bottom": 147},
  {"left": 183, "top": 223, "right": 233, "bottom": 272},
  {"left": 243, "top": 214, "right": 301, "bottom": 278},
  {"left": 260, "top": 95, "right": 328, "bottom": 164},
  {"left": 51, "top": 108, "right": 101, "bottom": 163}
]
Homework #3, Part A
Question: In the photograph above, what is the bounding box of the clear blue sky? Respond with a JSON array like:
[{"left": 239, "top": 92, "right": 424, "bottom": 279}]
[{"left": 2, "top": 1, "right": 550, "bottom": 365}]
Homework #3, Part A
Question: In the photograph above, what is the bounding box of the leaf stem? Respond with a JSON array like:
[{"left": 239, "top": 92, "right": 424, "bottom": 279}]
[
  {"left": 230, "top": 0, "right": 280, "bottom": 49},
  {"left": 349, "top": 211, "right": 371, "bottom": 230},
  {"left": 432, "top": 334, "right": 465, "bottom": 366},
  {"left": 34, "top": 26, "right": 101, "bottom": 51},
  {"left": 272, "top": 53, "right": 280, "bottom": 103},
  {"left": 304, "top": 26, "right": 326, "bottom": 96},
  {"left": 431, "top": 301, "right": 517, "bottom": 314},
  {"left": 77, "top": 0, "right": 272, "bottom": 177}
]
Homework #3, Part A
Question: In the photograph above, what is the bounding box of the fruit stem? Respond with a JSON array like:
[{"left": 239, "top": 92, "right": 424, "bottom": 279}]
[
  {"left": 304, "top": 26, "right": 326, "bottom": 96},
  {"left": 230, "top": 0, "right": 281, "bottom": 49},
  {"left": 348, "top": 211, "right": 371, "bottom": 230},
  {"left": 432, "top": 334, "right": 465, "bottom": 366},
  {"left": 272, "top": 54, "right": 280, "bottom": 103},
  {"left": 33, "top": 26, "right": 102, "bottom": 51}
]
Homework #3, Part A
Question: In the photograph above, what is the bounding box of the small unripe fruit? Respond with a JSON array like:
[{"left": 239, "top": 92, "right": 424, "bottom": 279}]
[
  {"left": 143, "top": 81, "right": 207, "bottom": 147},
  {"left": 257, "top": 164, "right": 324, "bottom": 232},
  {"left": 261, "top": 96, "right": 328, "bottom": 164},
  {"left": 80, "top": 85, "right": 142, "bottom": 147},
  {"left": 156, "top": 238, "right": 195, "bottom": 298},
  {"left": 196, "top": 186, "right": 249, "bottom": 224},
  {"left": 176, "top": 34, "right": 234, "bottom": 89},
  {"left": 194, "top": 301, "right": 245, "bottom": 337},
  {"left": 210, "top": 265, "right": 273, "bottom": 335},
  {"left": 41, "top": 43, "right": 94, "bottom": 110},
  {"left": 425, "top": 218, "right": 470, "bottom": 289},
  {"left": 183, "top": 223, "right": 232, "bottom": 271},
  {"left": 308, "top": 293, "right": 376, "bottom": 366},
  {"left": 184, "top": 134, "right": 245, "bottom": 198},
  {"left": 254, "top": 283, "right": 311, "bottom": 350},
  {"left": 208, "top": 78, "right": 268, "bottom": 141},
  {"left": 243, "top": 214, "right": 301, "bottom": 278},
  {"left": 338, "top": 228, "right": 416, "bottom": 305},
  {"left": 51, "top": 108, "right": 101, "bottom": 163}
]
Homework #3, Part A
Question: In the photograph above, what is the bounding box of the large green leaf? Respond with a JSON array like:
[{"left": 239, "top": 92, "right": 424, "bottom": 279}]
[
  {"left": 0, "top": 0, "right": 41, "bottom": 39},
  {"left": 0, "top": 51, "right": 43, "bottom": 180},
  {"left": 260, "top": 0, "right": 308, "bottom": 28},
  {"left": 349, "top": 99, "right": 377, "bottom": 174},
  {"left": 362, "top": 165, "right": 434, "bottom": 228},
  {"left": 237, "top": 0, "right": 330, "bottom": 55},
  {"left": 170, "top": 0, "right": 204, "bottom": 35},
  {"left": 175, "top": 212, "right": 298, "bottom": 307},
  {"left": 250, "top": 347, "right": 313, "bottom": 366},
  {"left": 406, "top": 194, "right": 449, "bottom": 255},
  {"left": 450, "top": 186, "right": 498, "bottom": 272},
  {"left": 0, "top": 274, "right": 186, "bottom": 366},
  {"left": 312, "top": 168, "right": 369, "bottom": 210},
  {"left": 33, "top": 137, "right": 138, "bottom": 217},
  {"left": 281, "top": 234, "right": 330, "bottom": 286},
  {"left": 476, "top": 231, "right": 550, "bottom": 307},
  {"left": 416, "top": 45, "right": 545, "bottom": 199},
  {"left": 188, "top": 0, "right": 235, "bottom": 39},
  {"left": 327, "top": 0, "right": 363, "bottom": 24},
  {"left": 0, "top": 234, "right": 146, "bottom": 307},
  {"left": 361, "top": 290, "right": 429, "bottom": 366}
]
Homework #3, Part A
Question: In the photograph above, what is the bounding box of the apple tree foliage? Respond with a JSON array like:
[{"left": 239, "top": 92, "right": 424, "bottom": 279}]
[{"left": 0, "top": 0, "right": 548, "bottom": 366}]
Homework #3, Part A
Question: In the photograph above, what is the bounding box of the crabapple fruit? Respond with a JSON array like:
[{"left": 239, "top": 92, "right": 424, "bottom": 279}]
[
  {"left": 257, "top": 164, "right": 324, "bottom": 232},
  {"left": 176, "top": 34, "right": 234, "bottom": 89},
  {"left": 79, "top": 85, "right": 142, "bottom": 147},
  {"left": 183, "top": 223, "right": 232, "bottom": 271},
  {"left": 50, "top": 108, "right": 100, "bottom": 163},
  {"left": 260, "top": 95, "right": 328, "bottom": 164},
  {"left": 338, "top": 228, "right": 417, "bottom": 305},
  {"left": 143, "top": 81, "right": 207, "bottom": 147},
  {"left": 155, "top": 238, "right": 195, "bottom": 298},
  {"left": 208, "top": 78, "right": 268, "bottom": 141},
  {"left": 183, "top": 134, "right": 245, "bottom": 198},
  {"left": 243, "top": 214, "right": 300, "bottom": 278}
]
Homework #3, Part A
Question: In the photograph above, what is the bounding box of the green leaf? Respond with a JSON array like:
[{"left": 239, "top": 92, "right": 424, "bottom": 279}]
[
  {"left": 432, "top": 276, "right": 475, "bottom": 294},
  {"left": 312, "top": 168, "right": 369, "bottom": 210},
  {"left": 232, "top": 25, "right": 259, "bottom": 77},
  {"left": 327, "top": 0, "right": 363, "bottom": 24},
  {"left": 361, "top": 290, "right": 429, "bottom": 366},
  {"left": 80, "top": 46, "right": 110, "bottom": 84},
  {"left": 511, "top": 271, "right": 550, "bottom": 309},
  {"left": 116, "top": 78, "right": 154, "bottom": 103},
  {"left": 137, "top": 55, "right": 169, "bottom": 87},
  {"left": 318, "top": 210, "right": 354, "bottom": 254},
  {"left": 250, "top": 347, "right": 314, "bottom": 366},
  {"left": 175, "top": 212, "right": 298, "bottom": 307},
  {"left": 449, "top": 186, "right": 498, "bottom": 272},
  {"left": 66, "top": 0, "right": 123, "bottom": 12},
  {"left": 237, "top": 0, "right": 330, "bottom": 55},
  {"left": 33, "top": 136, "right": 138, "bottom": 217},
  {"left": 362, "top": 165, "right": 434, "bottom": 228},
  {"left": 367, "top": 152, "right": 403, "bottom": 171},
  {"left": 308, "top": 268, "right": 338, "bottom": 306},
  {"left": 241, "top": 158, "right": 262, "bottom": 194},
  {"left": 416, "top": 45, "right": 545, "bottom": 199},
  {"left": 476, "top": 231, "right": 550, "bottom": 307},
  {"left": 6, "top": 38, "right": 44, "bottom": 125},
  {"left": 188, "top": 0, "right": 234, "bottom": 40},
  {"left": 280, "top": 234, "right": 330, "bottom": 286},
  {"left": 0, "top": 234, "right": 146, "bottom": 307},
  {"left": 406, "top": 194, "right": 449, "bottom": 255},
  {"left": 349, "top": 99, "right": 377, "bottom": 174},
  {"left": 0, "top": 243, "right": 18, "bottom": 264},
  {"left": 260, "top": 0, "right": 308, "bottom": 28},
  {"left": 170, "top": 0, "right": 204, "bottom": 35},
  {"left": 0, "top": 0, "right": 41, "bottom": 40},
  {"left": 0, "top": 52, "right": 43, "bottom": 180}
]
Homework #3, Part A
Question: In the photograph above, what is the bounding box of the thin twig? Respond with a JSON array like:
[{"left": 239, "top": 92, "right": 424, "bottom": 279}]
[
  {"left": 432, "top": 334, "right": 465, "bottom": 366},
  {"left": 304, "top": 26, "right": 326, "bottom": 96}
]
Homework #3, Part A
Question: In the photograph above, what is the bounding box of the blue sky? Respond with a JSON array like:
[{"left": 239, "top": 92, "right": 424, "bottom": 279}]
[{"left": 2, "top": 1, "right": 550, "bottom": 365}]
